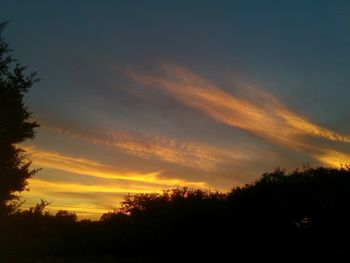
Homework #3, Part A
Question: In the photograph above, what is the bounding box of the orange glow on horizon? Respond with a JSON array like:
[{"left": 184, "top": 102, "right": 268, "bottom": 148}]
[
  {"left": 314, "top": 150, "right": 350, "bottom": 168},
  {"left": 18, "top": 145, "right": 212, "bottom": 219}
]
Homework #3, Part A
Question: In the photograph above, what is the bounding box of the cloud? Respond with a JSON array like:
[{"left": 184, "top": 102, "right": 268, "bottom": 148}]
[
  {"left": 23, "top": 145, "right": 207, "bottom": 187},
  {"left": 313, "top": 150, "right": 350, "bottom": 167},
  {"left": 38, "top": 120, "right": 252, "bottom": 172},
  {"left": 22, "top": 64, "right": 350, "bottom": 219},
  {"left": 126, "top": 64, "right": 350, "bottom": 154},
  {"left": 19, "top": 145, "right": 212, "bottom": 219},
  {"left": 20, "top": 182, "right": 121, "bottom": 220}
]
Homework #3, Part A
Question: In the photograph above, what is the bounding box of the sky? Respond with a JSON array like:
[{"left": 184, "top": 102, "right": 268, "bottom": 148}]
[{"left": 1, "top": 0, "right": 350, "bottom": 219}]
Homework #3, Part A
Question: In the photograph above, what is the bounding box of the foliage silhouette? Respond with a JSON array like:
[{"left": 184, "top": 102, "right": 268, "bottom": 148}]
[
  {"left": 1, "top": 166, "right": 350, "bottom": 262},
  {"left": 0, "top": 22, "right": 39, "bottom": 214}
]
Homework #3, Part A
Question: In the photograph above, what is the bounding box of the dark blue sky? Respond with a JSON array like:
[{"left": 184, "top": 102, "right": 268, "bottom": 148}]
[{"left": 2, "top": 0, "right": 350, "bottom": 218}]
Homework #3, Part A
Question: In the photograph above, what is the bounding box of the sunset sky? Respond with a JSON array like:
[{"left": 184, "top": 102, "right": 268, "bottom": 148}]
[{"left": 2, "top": 1, "right": 350, "bottom": 219}]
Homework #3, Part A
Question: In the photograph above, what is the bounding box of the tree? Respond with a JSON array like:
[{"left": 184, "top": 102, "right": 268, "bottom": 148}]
[{"left": 0, "top": 22, "right": 39, "bottom": 214}]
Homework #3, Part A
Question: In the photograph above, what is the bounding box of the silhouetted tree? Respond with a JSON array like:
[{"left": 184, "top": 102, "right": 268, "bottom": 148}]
[{"left": 0, "top": 22, "right": 39, "bottom": 214}]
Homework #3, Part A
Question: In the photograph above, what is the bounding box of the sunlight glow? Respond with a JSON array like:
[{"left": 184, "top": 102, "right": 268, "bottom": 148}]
[{"left": 314, "top": 150, "right": 350, "bottom": 168}]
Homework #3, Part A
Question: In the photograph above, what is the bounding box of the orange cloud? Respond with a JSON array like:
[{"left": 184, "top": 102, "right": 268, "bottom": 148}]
[
  {"left": 21, "top": 179, "right": 129, "bottom": 220},
  {"left": 19, "top": 145, "right": 212, "bottom": 219},
  {"left": 23, "top": 145, "right": 207, "bottom": 187},
  {"left": 126, "top": 64, "right": 350, "bottom": 151},
  {"left": 39, "top": 121, "right": 252, "bottom": 172},
  {"left": 313, "top": 150, "right": 350, "bottom": 168}
]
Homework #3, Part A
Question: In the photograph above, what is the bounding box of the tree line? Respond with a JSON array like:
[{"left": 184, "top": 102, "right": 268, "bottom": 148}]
[{"left": 1, "top": 167, "right": 350, "bottom": 262}]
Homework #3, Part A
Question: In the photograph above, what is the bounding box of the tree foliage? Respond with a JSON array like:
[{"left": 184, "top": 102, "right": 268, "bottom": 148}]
[{"left": 0, "top": 22, "right": 39, "bottom": 213}]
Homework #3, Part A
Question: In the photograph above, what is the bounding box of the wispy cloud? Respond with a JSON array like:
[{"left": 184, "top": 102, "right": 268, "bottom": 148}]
[
  {"left": 23, "top": 145, "right": 207, "bottom": 187},
  {"left": 126, "top": 64, "right": 350, "bottom": 157},
  {"left": 20, "top": 145, "right": 211, "bottom": 219},
  {"left": 21, "top": 179, "right": 127, "bottom": 220},
  {"left": 313, "top": 150, "right": 350, "bottom": 167},
  {"left": 39, "top": 120, "right": 252, "bottom": 172}
]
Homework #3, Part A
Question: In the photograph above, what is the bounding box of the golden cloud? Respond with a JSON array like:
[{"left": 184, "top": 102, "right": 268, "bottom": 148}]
[
  {"left": 126, "top": 64, "right": 350, "bottom": 151},
  {"left": 313, "top": 150, "right": 350, "bottom": 168},
  {"left": 19, "top": 145, "right": 212, "bottom": 219},
  {"left": 39, "top": 121, "right": 252, "bottom": 172},
  {"left": 20, "top": 179, "right": 123, "bottom": 220},
  {"left": 23, "top": 145, "right": 207, "bottom": 187}
]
